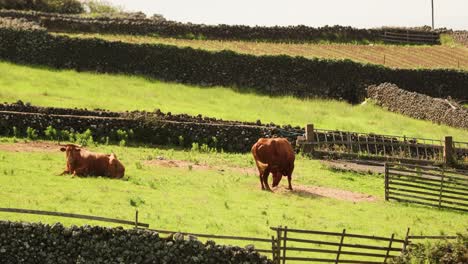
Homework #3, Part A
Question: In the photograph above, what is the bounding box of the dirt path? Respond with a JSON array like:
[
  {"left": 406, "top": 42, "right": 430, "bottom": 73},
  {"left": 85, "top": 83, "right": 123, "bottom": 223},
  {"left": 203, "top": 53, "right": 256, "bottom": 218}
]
[
  {"left": 0, "top": 141, "right": 58, "bottom": 153},
  {"left": 274, "top": 185, "right": 377, "bottom": 202}
]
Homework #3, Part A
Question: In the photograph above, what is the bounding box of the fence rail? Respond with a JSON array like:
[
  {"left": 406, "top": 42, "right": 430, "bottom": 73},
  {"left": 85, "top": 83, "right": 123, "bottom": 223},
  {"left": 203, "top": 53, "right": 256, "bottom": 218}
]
[
  {"left": 384, "top": 163, "right": 468, "bottom": 212},
  {"left": 382, "top": 30, "right": 440, "bottom": 45},
  {"left": 0, "top": 207, "right": 149, "bottom": 228},
  {"left": 297, "top": 124, "right": 468, "bottom": 168},
  {"left": 271, "top": 226, "right": 406, "bottom": 264}
]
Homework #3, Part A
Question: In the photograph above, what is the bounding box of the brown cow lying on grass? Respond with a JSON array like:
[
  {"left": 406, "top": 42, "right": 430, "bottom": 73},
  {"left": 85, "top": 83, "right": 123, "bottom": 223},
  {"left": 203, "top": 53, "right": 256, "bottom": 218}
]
[
  {"left": 59, "top": 144, "right": 125, "bottom": 178},
  {"left": 251, "top": 138, "right": 295, "bottom": 192}
]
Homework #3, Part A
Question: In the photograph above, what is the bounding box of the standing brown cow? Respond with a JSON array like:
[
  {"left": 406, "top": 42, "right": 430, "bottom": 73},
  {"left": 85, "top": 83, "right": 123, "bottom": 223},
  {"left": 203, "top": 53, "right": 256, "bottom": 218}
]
[
  {"left": 59, "top": 144, "right": 125, "bottom": 178},
  {"left": 251, "top": 138, "right": 295, "bottom": 192}
]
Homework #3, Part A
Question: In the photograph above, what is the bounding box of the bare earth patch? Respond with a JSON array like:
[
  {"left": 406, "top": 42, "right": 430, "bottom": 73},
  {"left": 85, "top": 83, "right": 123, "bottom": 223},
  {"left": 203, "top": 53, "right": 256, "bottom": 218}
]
[
  {"left": 320, "top": 160, "right": 384, "bottom": 175},
  {"left": 274, "top": 185, "right": 377, "bottom": 202},
  {"left": 0, "top": 141, "right": 58, "bottom": 153},
  {"left": 147, "top": 158, "right": 376, "bottom": 202},
  {"left": 144, "top": 159, "right": 257, "bottom": 175}
]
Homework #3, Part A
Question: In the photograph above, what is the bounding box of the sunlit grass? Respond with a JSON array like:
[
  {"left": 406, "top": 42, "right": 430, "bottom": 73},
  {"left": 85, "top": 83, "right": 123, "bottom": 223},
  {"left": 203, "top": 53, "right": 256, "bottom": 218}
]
[
  {"left": 1, "top": 61, "right": 467, "bottom": 141},
  {"left": 1, "top": 138, "right": 466, "bottom": 249}
]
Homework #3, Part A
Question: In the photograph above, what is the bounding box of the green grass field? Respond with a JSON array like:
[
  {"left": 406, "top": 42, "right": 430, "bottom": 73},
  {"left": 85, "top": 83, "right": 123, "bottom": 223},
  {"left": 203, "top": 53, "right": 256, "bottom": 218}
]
[
  {"left": 1, "top": 61, "right": 467, "bottom": 141},
  {"left": 1, "top": 138, "right": 466, "bottom": 251}
]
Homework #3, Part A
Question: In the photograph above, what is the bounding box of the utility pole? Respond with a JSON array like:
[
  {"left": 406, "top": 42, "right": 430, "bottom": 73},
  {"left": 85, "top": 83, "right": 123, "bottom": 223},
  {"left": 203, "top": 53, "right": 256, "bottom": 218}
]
[{"left": 431, "top": 0, "right": 435, "bottom": 29}]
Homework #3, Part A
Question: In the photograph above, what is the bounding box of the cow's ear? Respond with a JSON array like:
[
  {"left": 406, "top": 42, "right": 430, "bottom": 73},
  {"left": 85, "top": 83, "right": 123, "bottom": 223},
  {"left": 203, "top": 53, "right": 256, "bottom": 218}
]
[
  {"left": 75, "top": 148, "right": 81, "bottom": 151},
  {"left": 60, "top": 147, "right": 66, "bottom": 152}
]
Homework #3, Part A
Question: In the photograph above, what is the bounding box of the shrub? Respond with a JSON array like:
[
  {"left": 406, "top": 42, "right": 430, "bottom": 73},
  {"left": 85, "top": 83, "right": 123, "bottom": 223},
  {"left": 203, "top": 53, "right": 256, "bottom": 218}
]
[
  {"left": 390, "top": 234, "right": 468, "bottom": 264},
  {"left": 26, "top": 127, "right": 38, "bottom": 140},
  {"left": 83, "top": 0, "right": 123, "bottom": 15},
  {"left": 75, "top": 129, "right": 94, "bottom": 146},
  {"left": 44, "top": 125, "right": 57, "bottom": 140}
]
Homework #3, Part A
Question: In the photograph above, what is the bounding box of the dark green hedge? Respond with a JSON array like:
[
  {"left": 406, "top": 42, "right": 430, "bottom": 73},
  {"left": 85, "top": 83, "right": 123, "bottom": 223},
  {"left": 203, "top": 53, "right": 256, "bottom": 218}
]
[{"left": 0, "top": 19, "right": 466, "bottom": 102}]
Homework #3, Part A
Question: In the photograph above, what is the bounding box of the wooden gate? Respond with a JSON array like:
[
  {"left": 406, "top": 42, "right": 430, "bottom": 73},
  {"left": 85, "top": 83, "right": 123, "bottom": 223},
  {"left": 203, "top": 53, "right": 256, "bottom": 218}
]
[{"left": 385, "top": 163, "right": 468, "bottom": 212}]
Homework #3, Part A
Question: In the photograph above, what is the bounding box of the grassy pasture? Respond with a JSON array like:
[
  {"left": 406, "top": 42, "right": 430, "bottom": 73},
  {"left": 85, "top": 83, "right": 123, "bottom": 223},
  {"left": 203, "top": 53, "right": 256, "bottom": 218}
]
[
  {"left": 0, "top": 138, "right": 467, "bottom": 253},
  {"left": 56, "top": 33, "right": 468, "bottom": 70},
  {"left": 1, "top": 61, "right": 467, "bottom": 141}
]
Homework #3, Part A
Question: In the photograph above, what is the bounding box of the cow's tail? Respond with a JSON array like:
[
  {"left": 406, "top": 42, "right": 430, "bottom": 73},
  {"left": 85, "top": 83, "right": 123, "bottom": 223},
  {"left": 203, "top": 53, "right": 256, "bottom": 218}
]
[{"left": 252, "top": 143, "right": 268, "bottom": 172}]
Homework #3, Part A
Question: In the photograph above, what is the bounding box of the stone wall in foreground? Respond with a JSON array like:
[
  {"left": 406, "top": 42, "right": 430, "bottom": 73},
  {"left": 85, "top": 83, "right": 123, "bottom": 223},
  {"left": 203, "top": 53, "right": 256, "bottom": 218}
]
[{"left": 0, "top": 221, "right": 272, "bottom": 264}]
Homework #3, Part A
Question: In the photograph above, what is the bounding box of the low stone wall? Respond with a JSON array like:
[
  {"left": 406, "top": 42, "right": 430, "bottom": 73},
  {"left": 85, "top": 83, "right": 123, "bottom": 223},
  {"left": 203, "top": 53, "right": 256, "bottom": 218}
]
[
  {"left": 0, "top": 102, "right": 304, "bottom": 151},
  {"left": 0, "top": 110, "right": 277, "bottom": 152},
  {"left": 0, "top": 221, "right": 272, "bottom": 264},
  {"left": 367, "top": 83, "right": 468, "bottom": 129}
]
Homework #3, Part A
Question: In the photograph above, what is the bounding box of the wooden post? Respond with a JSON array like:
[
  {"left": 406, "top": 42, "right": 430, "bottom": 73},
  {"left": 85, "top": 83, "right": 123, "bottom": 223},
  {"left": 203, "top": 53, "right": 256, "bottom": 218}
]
[
  {"left": 271, "top": 236, "right": 277, "bottom": 263},
  {"left": 402, "top": 228, "right": 411, "bottom": 254},
  {"left": 306, "top": 124, "right": 314, "bottom": 142},
  {"left": 335, "top": 229, "right": 346, "bottom": 264},
  {"left": 431, "top": 0, "right": 435, "bottom": 30},
  {"left": 443, "top": 136, "right": 454, "bottom": 166},
  {"left": 305, "top": 124, "right": 315, "bottom": 154},
  {"left": 282, "top": 226, "right": 288, "bottom": 264},
  {"left": 135, "top": 210, "right": 139, "bottom": 229},
  {"left": 384, "top": 163, "right": 389, "bottom": 201},
  {"left": 384, "top": 234, "right": 395, "bottom": 263},
  {"left": 347, "top": 133, "right": 352, "bottom": 153},
  {"left": 276, "top": 226, "right": 282, "bottom": 264}
]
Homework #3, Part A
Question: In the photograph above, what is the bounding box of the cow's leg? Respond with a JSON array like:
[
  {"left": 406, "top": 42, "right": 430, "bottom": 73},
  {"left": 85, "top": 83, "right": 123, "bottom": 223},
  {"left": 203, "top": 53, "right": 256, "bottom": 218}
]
[
  {"left": 73, "top": 166, "right": 88, "bottom": 177},
  {"left": 262, "top": 167, "right": 273, "bottom": 192},
  {"left": 258, "top": 171, "right": 265, "bottom": 190},
  {"left": 287, "top": 174, "right": 293, "bottom": 190}
]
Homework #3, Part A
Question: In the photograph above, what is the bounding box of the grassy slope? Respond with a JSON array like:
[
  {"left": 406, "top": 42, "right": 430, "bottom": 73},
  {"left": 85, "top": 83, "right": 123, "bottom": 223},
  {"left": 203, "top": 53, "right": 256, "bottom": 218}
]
[
  {"left": 0, "top": 138, "right": 466, "bottom": 250},
  {"left": 1, "top": 61, "right": 467, "bottom": 141},
  {"left": 56, "top": 32, "right": 468, "bottom": 70}
]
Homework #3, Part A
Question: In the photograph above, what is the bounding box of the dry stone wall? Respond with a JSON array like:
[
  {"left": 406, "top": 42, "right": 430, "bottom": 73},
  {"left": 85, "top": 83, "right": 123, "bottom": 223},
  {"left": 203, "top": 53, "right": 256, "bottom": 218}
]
[
  {"left": 0, "top": 110, "right": 276, "bottom": 152},
  {"left": 367, "top": 83, "right": 468, "bottom": 129},
  {"left": 0, "top": 17, "right": 466, "bottom": 103},
  {"left": 0, "top": 221, "right": 272, "bottom": 264},
  {"left": 0, "top": 9, "right": 381, "bottom": 43}
]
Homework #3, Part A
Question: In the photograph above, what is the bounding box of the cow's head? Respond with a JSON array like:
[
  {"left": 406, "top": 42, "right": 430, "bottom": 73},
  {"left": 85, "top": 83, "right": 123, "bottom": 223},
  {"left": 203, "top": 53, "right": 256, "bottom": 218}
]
[
  {"left": 108, "top": 153, "right": 125, "bottom": 178},
  {"left": 272, "top": 172, "right": 283, "bottom": 187},
  {"left": 59, "top": 144, "right": 82, "bottom": 165}
]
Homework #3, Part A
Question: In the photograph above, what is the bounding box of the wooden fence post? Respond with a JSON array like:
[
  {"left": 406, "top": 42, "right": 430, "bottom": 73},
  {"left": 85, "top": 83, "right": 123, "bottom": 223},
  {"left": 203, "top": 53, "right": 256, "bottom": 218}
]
[
  {"left": 384, "top": 233, "right": 395, "bottom": 263},
  {"left": 384, "top": 163, "right": 389, "bottom": 201},
  {"left": 135, "top": 210, "right": 139, "bottom": 229},
  {"left": 271, "top": 236, "right": 277, "bottom": 263},
  {"left": 444, "top": 136, "right": 454, "bottom": 166},
  {"left": 335, "top": 229, "right": 346, "bottom": 264},
  {"left": 282, "top": 226, "right": 288, "bottom": 264},
  {"left": 276, "top": 226, "right": 282, "bottom": 264},
  {"left": 402, "top": 228, "right": 411, "bottom": 254},
  {"left": 304, "top": 124, "right": 315, "bottom": 154}
]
